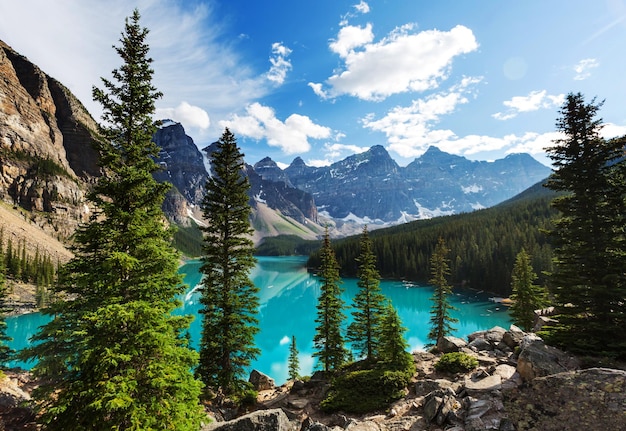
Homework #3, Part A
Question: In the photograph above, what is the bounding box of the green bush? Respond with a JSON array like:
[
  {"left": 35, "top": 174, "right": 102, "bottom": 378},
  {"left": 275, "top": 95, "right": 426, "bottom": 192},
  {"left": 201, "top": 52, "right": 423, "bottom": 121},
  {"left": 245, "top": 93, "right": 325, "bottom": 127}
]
[
  {"left": 434, "top": 352, "right": 478, "bottom": 373},
  {"left": 320, "top": 363, "right": 413, "bottom": 413}
]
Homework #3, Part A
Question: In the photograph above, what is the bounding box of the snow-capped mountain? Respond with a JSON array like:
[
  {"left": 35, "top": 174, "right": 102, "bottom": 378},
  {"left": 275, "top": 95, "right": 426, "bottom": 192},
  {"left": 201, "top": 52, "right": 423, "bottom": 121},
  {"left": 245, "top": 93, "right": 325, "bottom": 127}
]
[
  {"left": 153, "top": 122, "right": 551, "bottom": 238},
  {"left": 280, "top": 145, "right": 552, "bottom": 226}
]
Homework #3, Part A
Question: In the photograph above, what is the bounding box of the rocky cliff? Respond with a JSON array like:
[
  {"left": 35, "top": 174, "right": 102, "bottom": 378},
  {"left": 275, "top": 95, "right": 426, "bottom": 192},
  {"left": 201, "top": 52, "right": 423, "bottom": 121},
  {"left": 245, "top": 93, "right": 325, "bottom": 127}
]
[{"left": 0, "top": 40, "right": 99, "bottom": 242}]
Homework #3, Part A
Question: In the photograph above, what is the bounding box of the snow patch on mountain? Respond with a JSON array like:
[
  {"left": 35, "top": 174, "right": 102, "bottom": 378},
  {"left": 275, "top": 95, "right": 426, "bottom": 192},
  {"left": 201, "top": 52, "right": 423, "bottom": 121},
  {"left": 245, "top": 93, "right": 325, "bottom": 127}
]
[{"left": 462, "top": 184, "right": 483, "bottom": 194}]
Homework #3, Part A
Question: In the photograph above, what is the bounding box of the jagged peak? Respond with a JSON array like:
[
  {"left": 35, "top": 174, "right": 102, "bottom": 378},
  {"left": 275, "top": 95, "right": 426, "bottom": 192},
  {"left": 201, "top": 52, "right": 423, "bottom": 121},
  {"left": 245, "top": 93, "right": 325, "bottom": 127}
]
[{"left": 288, "top": 156, "right": 307, "bottom": 168}]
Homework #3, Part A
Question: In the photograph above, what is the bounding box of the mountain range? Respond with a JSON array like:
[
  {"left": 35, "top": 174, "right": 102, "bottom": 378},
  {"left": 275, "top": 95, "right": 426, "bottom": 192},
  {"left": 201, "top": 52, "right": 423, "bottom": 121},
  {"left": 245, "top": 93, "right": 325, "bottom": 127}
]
[
  {"left": 152, "top": 120, "right": 551, "bottom": 238},
  {"left": 0, "top": 38, "right": 551, "bottom": 255}
]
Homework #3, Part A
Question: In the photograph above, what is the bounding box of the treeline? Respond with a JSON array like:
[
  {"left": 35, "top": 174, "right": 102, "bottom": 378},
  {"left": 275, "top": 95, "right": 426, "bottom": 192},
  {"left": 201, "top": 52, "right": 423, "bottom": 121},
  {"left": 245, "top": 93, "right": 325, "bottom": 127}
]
[
  {"left": 308, "top": 182, "right": 559, "bottom": 296},
  {"left": 1, "top": 230, "right": 57, "bottom": 306}
]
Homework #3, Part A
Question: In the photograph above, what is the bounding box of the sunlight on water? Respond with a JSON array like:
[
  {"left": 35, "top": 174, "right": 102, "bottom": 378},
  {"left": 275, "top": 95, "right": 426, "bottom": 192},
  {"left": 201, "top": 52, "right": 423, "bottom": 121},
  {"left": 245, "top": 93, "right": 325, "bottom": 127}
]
[{"left": 6, "top": 256, "right": 510, "bottom": 385}]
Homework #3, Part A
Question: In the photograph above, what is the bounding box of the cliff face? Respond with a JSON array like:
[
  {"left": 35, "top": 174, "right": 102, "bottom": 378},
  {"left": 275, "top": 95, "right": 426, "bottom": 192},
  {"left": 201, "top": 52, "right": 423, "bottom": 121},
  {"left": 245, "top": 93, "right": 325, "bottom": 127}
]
[{"left": 0, "top": 40, "right": 100, "bottom": 239}]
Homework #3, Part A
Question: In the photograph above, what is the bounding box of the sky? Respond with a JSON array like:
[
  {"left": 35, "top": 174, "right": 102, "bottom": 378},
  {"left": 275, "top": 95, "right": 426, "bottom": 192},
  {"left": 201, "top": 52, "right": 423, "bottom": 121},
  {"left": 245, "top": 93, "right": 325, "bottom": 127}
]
[{"left": 2, "top": 0, "right": 626, "bottom": 168}]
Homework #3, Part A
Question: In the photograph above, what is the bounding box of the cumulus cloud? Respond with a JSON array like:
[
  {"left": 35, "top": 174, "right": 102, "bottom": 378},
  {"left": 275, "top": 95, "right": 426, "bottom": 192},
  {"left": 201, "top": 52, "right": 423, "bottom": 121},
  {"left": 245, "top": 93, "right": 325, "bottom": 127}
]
[
  {"left": 329, "top": 23, "right": 374, "bottom": 58},
  {"left": 156, "top": 101, "right": 210, "bottom": 129},
  {"left": 354, "top": 1, "right": 370, "bottom": 14},
  {"left": 492, "top": 90, "right": 565, "bottom": 120},
  {"left": 310, "top": 24, "right": 478, "bottom": 101},
  {"left": 220, "top": 103, "right": 332, "bottom": 154},
  {"left": 266, "top": 42, "right": 293, "bottom": 85},
  {"left": 0, "top": 0, "right": 271, "bottom": 131},
  {"left": 361, "top": 78, "right": 481, "bottom": 158},
  {"left": 573, "top": 58, "right": 599, "bottom": 80}
]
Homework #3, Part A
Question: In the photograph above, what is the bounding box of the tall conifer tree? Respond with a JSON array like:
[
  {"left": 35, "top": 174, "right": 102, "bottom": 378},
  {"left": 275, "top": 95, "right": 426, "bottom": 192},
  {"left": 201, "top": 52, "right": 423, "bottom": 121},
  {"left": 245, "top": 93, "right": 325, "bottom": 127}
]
[
  {"left": 509, "top": 249, "right": 546, "bottom": 331},
  {"left": 23, "top": 10, "right": 203, "bottom": 429},
  {"left": 428, "top": 237, "right": 458, "bottom": 343},
  {"left": 378, "top": 302, "right": 413, "bottom": 370},
  {"left": 197, "top": 128, "right": 260, "bottom": 396},
  {"left": 0, "top": 249, "right": 12, "bottom": 366},
  {"left": 347, "top": 225, "right": 386, "bottom": 361},
  {"left": 288, "top": 335, "right": 300, "bottom": 380},
  {"left": 543, "top": 92, "right": 626, "bottom": 357},
  {"left": 313, "top": 227, "right": 347, "bottom": 372}
]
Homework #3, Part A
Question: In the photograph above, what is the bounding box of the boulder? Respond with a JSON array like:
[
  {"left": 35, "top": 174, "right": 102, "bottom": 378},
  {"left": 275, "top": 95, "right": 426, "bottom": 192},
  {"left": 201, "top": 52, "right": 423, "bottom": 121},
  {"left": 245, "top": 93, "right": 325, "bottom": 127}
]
[
  {"left": 423, "top": 389, "right": 460, "bottom": 426},
  {"left": 414, "top": 378, "right": 459, "bottom": 396},
  {"left": 504, "top": 368, "right": 626, "bottom": 430},
  {"left": 516, "top": 334, "right": 578, "bottom": 381},
  {"left": 204, "top": 408, "right": 292, "bottom": 431},
  {"left": 484, "top": 326, "right": 507, "bottom": 344},
  {"left": 502, "top": 324, "right": 525, "bottom": 348},
  {"left": 437, "top": 336, "right": 467, "bottom": 353},
  {"left": 464, "top": 375, "right": 502, "bottom": 394},
  {"left": 468, "top": 337, "right": 493, "bottom": 352},
  {"left": 249, "top": 369, "right": 275, "bottom": 391}
]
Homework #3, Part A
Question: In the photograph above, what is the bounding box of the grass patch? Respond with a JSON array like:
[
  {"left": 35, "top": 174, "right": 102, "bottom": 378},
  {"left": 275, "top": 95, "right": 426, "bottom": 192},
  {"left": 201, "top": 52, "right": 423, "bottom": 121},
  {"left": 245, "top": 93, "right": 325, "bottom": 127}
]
[{"left": 434, "top": 352, "right": 478, "bottom": 374}]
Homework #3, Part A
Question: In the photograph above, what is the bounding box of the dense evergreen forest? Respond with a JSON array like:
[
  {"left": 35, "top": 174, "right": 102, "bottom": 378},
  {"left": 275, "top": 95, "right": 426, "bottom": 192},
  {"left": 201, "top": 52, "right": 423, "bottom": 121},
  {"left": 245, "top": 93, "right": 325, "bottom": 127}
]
[
  {"left": 0, "top": 229, "right": 57, "bottom": 306},
  {"left": 304, "top": 181, "right": 559, "bottom": 296}
]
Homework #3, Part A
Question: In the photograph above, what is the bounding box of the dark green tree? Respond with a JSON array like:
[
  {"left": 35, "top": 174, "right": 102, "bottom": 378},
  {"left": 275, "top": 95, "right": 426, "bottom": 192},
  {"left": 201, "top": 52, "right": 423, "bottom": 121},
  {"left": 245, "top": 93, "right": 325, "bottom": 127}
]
[
  {"left": 347, "top": 225, "right": 386, "bottom": 361},
  {"left": 288, "top": 335, "right": 300, "bottom": 380},
  {"left": 509, "top": 249, "right": 547, "bottom": 331},
  {"left": 313, "top": 227, "right": 347, "bottom": 372},
  {"left": 378, "top": 302, "right": 413, "bottom": 370},
  {"left": 0, "top": 247, "right": 12, "bottom": 366},
  {"left": 543, "top": 92, "right": 626, "bottom": 358},
  {"left": 22, "top": 10, "right": 204, "bottom": 430},
  {"left": 197, "top": 128, "right": 260, "bottom": 396},
  {"left": 428, "top": 237, "right": 458, "bottom": 342}
]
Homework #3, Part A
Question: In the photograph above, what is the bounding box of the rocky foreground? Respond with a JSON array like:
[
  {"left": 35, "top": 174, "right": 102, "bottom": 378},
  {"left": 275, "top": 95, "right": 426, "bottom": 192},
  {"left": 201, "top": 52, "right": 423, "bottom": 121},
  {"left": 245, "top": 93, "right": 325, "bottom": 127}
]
[{"left": 2, "top": 326, "right": 625, "bottom": 431}]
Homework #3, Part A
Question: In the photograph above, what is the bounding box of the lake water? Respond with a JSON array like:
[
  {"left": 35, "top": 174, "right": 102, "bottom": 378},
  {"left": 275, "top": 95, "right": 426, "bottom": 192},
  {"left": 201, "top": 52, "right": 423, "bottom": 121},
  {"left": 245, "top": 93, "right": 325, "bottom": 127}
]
[{"left": 6, "top": 256, "right": 510, "bottom": 384}]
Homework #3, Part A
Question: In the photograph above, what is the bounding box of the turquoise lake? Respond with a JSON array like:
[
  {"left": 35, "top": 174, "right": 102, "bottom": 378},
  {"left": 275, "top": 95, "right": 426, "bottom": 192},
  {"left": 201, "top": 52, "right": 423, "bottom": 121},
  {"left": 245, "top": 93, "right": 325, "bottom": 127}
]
[{"left": 6, "top": 256, "right": 510, "bottom": 385}]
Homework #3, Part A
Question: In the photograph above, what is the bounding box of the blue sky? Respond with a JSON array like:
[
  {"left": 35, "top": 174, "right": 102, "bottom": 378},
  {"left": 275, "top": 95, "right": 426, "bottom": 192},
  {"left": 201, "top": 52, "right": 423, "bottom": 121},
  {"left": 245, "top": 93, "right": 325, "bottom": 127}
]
[{"left": 2, "top": 0, "right": 626, "bottom": 168}]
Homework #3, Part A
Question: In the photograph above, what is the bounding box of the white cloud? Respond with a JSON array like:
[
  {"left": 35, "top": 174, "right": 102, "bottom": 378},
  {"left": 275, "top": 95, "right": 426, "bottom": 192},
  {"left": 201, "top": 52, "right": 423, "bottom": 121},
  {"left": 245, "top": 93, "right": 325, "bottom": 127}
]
[
  {"left": 601, "top": 122, "right": 626, "bottom": 139},
  {"left": 573, "top": 58, "right": 599, "bottom": 80},
  {"left": 311, "top": 24, "right": 478, "bottom": 101},
  {"left": 354, "top": 1, "right": 370, "bottom": 14},
  {"left": 329, "top": 23, "right": 374, "bottom": 58},
  {"left": 220, "top": 103, "right": 332, "bottom": 154},
  {"left": 266, "top": 42, "right": 292, "bottom": 85},
  {"left": 493, "top": 90, "right": 565, "bottom": 120},
  {"left": 156, "top": 101, "right": 210, "bottom": 129},
  {"left": 361, "top": 78, "right": 481, "bottom": 157},
  {"left": 0, "top": 0, "right": 271, "bottom": 134},
  {"left": 279, "top": 336, "right": 290, "bottom": 346}
]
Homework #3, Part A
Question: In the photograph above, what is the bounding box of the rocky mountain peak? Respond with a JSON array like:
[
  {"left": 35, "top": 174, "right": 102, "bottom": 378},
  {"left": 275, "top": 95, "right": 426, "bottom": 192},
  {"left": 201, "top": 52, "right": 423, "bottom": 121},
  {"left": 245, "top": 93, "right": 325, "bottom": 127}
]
[{"left": 253, "top": 156, "right": 292, "bottom": 186}]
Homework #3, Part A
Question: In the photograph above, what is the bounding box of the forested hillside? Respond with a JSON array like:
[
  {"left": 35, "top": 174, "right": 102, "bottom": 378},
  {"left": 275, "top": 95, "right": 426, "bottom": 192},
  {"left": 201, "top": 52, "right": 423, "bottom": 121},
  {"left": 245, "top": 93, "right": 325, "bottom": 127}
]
[{"left": 306, "top": 181, "right": 559, "bottom": 296}]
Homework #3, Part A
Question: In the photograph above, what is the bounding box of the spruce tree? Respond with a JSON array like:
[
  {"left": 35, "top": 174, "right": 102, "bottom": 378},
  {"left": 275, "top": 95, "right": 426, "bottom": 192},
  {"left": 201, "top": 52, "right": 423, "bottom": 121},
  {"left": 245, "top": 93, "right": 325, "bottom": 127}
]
[
  {"left": 543, "top": 92, "right": 626, "bottom": 357},
  {"left": 313, "top": 227, "right": 347, "bottom": 372},
  {"left": 347, "top": 225, "right": 386, "bottom": 361},
  {"left": 378, "top": 302, "right": 413, "bottom": 371},
  {"left": 196, "top": 128, "right": 260, "bottom": 396},
  {"left": 288, "top": 335, "right": 300, "bottom": 380},
  {"left": 0, "top": 248, "right": 12, "bottom": 366},
  {"left": 509, "top": 249, "right": 547, "bottom": 331},
  {"left": 22, "top": 10, "right": 204, "bottom": 429},
  {"left": 428, "top": 237, "right": 458, "bottom": 343}
]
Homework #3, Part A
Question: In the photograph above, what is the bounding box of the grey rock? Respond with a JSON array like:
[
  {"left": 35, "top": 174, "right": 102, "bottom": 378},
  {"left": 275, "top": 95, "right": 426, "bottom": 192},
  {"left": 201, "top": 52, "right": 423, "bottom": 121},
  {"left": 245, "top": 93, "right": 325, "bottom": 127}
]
[
  {"left": 249, "top": 369, "right": 275, "bottom": 391},
  {"left": 205, "top": 409, "right": 292, "bottom": 431},
  {"left": 437, "top": 335, "right": 468, "bottom": 353},
  {"left": 516, "top": 335, "right": 578, "bottom": 381},
  {"left": 469, "top": 337, "right": 493, "bottom": 352},
  {"left": 502, "top": 324, "right": 525, "bottom": 348}
]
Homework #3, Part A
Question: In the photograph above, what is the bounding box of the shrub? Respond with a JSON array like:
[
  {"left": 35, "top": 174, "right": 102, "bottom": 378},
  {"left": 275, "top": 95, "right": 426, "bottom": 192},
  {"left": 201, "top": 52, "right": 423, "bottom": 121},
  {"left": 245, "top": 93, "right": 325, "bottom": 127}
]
[
  {"left": 320, "top": 361, "right": 414, "bottom": 413},
  {"left": 434, "top": 352, "right": 478, "bottom": 373}
]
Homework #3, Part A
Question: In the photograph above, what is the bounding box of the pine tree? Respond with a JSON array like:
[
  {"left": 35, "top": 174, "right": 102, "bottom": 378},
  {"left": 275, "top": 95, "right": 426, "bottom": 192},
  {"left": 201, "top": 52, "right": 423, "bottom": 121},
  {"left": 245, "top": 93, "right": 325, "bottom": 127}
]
[
  {"left": 543, "top": 92, "right": 626, "bottom": 357},
  {"left": 347, "top": 225, "right": 386, "bottom": 361},
  {"left": 288, "top": 335, "right": 300, "bottom": 380},
  {"left": 196, "top": 128, "right": 260, "bottom": 396},
  {"left": 0, "top": 246, "right": 12, "bottom": 366},
  {"left": 509, "top": 249, "right": 547, "bottom": 331},
  {"left": 313, "top": 227, "right": 347, "bottom": 372},
  {"left": 378, "top": 302, "right": 413, "bottom": 370},
  {"left": 428, "top": 237, "right": 458, "bottom": 343},
  {"left": 22, "top": 10, "right": 203, "bottom": 429}
]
